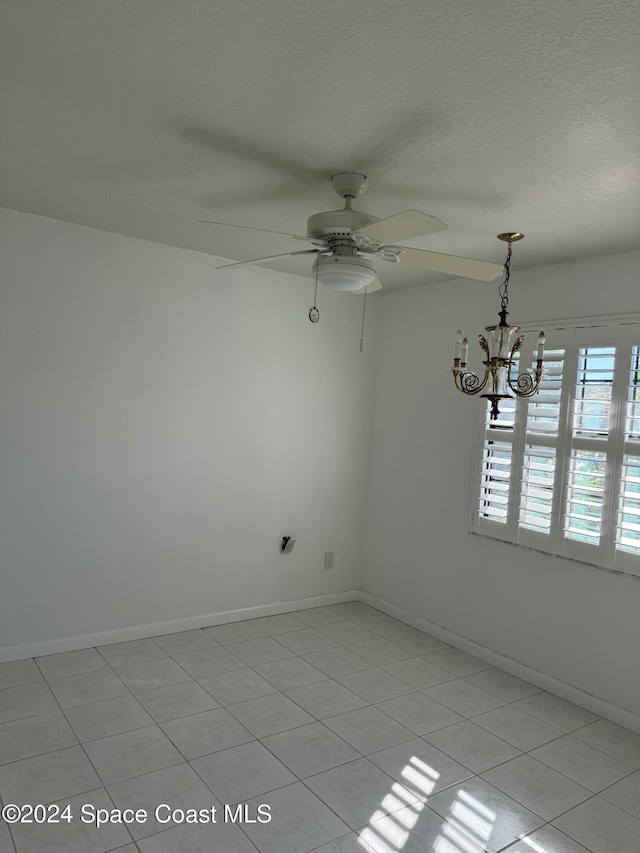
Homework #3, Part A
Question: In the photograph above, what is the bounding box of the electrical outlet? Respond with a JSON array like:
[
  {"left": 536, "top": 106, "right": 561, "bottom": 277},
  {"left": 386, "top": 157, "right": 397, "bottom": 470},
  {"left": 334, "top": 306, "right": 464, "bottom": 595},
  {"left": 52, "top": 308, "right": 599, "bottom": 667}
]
[{"left": 324, "top": 551, "right": 335, "bottom": 570}]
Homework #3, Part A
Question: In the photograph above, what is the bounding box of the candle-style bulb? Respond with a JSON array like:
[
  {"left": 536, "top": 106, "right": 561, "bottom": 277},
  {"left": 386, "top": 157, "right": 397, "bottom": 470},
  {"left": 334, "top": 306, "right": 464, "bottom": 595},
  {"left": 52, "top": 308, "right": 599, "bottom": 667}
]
[
  {"left": 454, "top": 330, "right": 463, "bottom": 361},
  {"left": 537, "top": 330, "right": 545, "bottom": 360}
]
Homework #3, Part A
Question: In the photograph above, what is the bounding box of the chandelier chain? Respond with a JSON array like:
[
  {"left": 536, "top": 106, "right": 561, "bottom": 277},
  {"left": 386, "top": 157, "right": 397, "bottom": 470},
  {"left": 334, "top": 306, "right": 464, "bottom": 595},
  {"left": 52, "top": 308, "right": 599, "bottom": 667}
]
[{"left": 498, "top": 242, "right": 512, "bottom": 313}]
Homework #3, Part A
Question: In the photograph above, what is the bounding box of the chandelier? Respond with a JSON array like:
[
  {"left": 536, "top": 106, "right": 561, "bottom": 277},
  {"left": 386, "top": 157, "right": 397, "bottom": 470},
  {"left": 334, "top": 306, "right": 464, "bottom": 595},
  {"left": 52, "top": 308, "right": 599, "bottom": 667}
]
[{"left": 451, "top": 232, "right": 545, "bottom": 420}]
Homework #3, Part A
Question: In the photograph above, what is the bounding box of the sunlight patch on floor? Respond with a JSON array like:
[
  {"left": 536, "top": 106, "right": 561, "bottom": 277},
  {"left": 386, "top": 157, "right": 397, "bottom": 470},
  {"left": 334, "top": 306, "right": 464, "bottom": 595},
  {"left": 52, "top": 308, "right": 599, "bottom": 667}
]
[
  {"left": 357, "top": 756, "right": 496, "bottom": 852},
  {"left": 449, "top": 789, "right": 496, "bottom": 843},
  {"left": 401, "top": 755, "right": 441, "bottom": 796},
  {"left": 517, "top": 837, "right": 549, "bottom": 852}
]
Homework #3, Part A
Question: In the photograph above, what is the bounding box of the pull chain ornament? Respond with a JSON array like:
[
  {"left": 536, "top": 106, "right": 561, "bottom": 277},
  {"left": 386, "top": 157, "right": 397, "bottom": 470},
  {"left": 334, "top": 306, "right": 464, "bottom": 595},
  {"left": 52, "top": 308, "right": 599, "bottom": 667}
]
[{"left": 451, "top": 233, "right": 544, "bottom": 420}]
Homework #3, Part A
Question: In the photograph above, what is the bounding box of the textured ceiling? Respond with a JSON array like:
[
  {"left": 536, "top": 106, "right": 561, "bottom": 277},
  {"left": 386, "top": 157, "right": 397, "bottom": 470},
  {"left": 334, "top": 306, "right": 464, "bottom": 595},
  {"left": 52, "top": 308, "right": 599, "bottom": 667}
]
[{"left": 1, "top": 0, "right": 639, "bottom": 292}]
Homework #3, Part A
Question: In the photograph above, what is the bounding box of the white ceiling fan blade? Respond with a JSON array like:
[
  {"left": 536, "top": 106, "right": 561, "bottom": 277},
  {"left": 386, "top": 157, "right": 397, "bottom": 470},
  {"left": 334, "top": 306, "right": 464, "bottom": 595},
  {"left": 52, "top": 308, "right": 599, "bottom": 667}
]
[
  {"left": 351, "top": 277, "right": 383, "bottom": 295},
  {"left": 217, "top": 250, "right": 318, "bottom": 270},
  {"left": 395, "top": 246, "right": 503, "bottom": 281},
  {"left": 354, "top": 210, "right": 447, "bottom": 246},
  {"left": 199, "top": 220, "right": 311, "bottom": 241}
]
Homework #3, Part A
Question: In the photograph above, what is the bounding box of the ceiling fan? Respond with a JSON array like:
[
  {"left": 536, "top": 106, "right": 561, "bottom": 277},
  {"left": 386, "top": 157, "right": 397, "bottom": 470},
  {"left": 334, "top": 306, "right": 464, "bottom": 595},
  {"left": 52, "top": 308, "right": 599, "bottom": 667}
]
[{"left": 200, "top": 173, "right": 504, "bottom": 294}]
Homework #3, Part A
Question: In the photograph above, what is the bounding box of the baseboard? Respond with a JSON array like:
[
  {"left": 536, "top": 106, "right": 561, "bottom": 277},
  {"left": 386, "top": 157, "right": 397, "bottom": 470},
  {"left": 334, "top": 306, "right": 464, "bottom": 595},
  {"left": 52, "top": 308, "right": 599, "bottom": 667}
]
[
  {"left": 4, "top": 587, "right": 637, "bottom": 735},
  {"left": 0, "top": 590, "right": 360, "bottom": 663},
  {"left": 358, "top": 591, "right": 640, "bottom": 735}
]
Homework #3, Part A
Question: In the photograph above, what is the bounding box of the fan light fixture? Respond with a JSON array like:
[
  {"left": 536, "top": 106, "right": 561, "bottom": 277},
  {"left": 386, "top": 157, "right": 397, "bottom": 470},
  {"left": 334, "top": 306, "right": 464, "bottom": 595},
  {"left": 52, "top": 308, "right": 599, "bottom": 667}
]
[
  {"left": 450, "top": 233, "right": 544, "bottom": 420},
  {"left": 312, "top": 254, "right": 377, "bottom": 292}
]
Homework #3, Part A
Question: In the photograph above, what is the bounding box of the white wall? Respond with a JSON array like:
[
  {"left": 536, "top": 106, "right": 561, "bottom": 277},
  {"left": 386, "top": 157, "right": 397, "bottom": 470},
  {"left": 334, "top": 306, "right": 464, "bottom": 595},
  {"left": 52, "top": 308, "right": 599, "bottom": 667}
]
[
  {"left": 2, "top": 205, "right": 638, "bottom": 721},
  {"left": 364, "top": 251, "right": 640, "bottom": 717},
  {"left": 0, "top": 208, "right": 379, "bottom": 654}
]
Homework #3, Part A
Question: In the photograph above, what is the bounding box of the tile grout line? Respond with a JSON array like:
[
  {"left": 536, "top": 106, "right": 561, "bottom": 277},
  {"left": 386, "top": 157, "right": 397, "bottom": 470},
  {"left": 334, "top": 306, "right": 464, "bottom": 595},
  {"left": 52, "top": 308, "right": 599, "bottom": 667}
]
[
  {"left": 105, "top": 629, "right": 467, "bottom": 850},
  {"left": 4, "top": 658, "right": 630, "bottom": 848},
  {"left": 69, "top": 680, "right": 202, "bottom": 853},
  {"left": 2, "top": 608, "right": 638, "bottom": 853},
  {"left": 10, "top": 661, "right": 141, "bottom": 852},
  {"left": 115, "top": 609, "right": 378, "bottom": 851}
]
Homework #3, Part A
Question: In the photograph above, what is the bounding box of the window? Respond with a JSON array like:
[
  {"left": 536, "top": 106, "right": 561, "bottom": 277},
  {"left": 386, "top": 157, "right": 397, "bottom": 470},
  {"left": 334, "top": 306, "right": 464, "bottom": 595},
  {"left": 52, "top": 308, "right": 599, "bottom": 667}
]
[{"left": 472, "top": 316, "right": 640, "bottom": 577}]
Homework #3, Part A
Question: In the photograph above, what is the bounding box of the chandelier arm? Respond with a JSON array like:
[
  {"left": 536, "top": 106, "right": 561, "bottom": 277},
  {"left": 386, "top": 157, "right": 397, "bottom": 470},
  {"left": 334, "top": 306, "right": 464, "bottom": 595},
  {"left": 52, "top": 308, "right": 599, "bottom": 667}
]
[
  {"left": 507, "top": 365, "right": 544, "bottom": 397},
  {"left": 452, "top": 368, "right": 490, "bottom": 395},
  {"left": 508, "top": 371, "right": 536, "bottom": 396},
  {"left": 505, "top": 335, "right": 543, "bottom": 397}
]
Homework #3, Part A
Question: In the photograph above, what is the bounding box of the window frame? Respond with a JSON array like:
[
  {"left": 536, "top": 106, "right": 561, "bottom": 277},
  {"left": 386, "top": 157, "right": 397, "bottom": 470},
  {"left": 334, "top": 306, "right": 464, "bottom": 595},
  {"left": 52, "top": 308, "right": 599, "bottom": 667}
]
[{"left": 469, "top": 313, "right": 640, "bottom": 578}]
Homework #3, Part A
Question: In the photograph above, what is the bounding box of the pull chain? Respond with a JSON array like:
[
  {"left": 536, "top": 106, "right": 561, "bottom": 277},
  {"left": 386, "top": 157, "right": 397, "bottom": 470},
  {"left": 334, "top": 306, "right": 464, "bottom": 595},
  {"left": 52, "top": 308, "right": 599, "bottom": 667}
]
[
  {"left": 308, "top": 254, "right": 320, "bottom": 323},
  {"left": 359, "top": 286, "right": 367, "bottom": 351}
]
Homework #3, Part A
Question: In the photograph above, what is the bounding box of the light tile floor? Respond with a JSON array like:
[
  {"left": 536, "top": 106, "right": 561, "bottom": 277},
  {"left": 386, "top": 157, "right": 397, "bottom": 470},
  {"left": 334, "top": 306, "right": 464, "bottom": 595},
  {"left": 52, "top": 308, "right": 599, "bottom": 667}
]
[{"left": 0, "top": 603, "right": 638, "bottom": 853}]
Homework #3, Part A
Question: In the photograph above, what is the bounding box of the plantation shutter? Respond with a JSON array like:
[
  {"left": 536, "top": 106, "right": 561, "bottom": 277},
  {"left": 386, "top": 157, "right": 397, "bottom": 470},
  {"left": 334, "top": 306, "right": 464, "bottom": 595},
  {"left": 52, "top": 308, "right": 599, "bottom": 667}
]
[
  {"left": 517, "top": 344, "right": 567, "bottom": 548},
  {"left": 471, "top": 318, "right": 640, "bottom": 577},
  {"left": 615, "top": 344, "right": 640, "bottom": 564},
  {"left": 562, "top": 334, "right": 616, "bottom": 563},
  {"left": 476, "top": 379, "right": 518, "bottom": 541}
]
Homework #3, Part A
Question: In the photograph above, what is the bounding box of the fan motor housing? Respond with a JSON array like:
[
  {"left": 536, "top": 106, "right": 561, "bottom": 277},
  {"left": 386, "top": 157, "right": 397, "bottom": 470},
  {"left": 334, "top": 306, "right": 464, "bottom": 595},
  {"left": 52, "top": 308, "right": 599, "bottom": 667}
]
[{"left": 306, "top": 209, "right": 379, "bottom": 240}]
